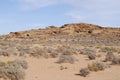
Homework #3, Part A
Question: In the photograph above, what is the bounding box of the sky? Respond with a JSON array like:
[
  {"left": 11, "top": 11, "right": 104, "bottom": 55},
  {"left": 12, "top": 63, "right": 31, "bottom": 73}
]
[{"left": 0, "top": 0, "right": 120, "bottom": 34}]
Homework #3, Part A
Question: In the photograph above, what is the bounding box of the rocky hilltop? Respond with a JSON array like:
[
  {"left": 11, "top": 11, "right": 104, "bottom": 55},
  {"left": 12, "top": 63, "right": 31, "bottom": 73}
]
[
  {"left": 0, "top": 23, "right": 120, "bottom": 46},
  {"left": 0, "top": 23, "right": 120, "bottom": 80}
]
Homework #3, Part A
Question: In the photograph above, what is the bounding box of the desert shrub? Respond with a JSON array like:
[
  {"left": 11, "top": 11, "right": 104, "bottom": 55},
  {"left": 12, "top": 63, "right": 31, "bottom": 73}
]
[
  {"left": 44, "top": 47, "right": 53, "bottom": 53},
  {"left": 56, "top": 47, "right": 73, "bottom": 55},
  {"left": 50, "top": 51, "right": 59, "bottom": 58},
  {"left": 0, "top": 61, "right": 6, "bottom": 67},
  {"left": 62, "top": 49, "right": 73, "bottom": 55},
  {"left": 88, "top": 62, "right": 107, "bottom": 72},
  {"left": 55, "top": 47, "right": 64, "bottom": 53},
  {"left": 99, "top": 47, "right": 117, "bottom": 53},
  {"left": 0, "top": 51, "right": 10, "bottom": 57},
  {"left": 88, "top": 53, "right": 96, "bottom": 60},
  {"left": 80, "top": 48, "right": 96, "bottom": 55},
  {"left": 0, "top": 65, "right": 25, "bottom": 80},
  {"left": 18, "top": 52, "right": 26, "bottom": 57},
  {"left": 12, "top": 59, "right": 28, "bottom": 69},
  {"left": 33, "top": 48, "right": 49, "bottom": 58},
  {"left": 6, "top": 48, "right": 18, "bottom": 56},
  {"left": 104, "top": 52, "right": 115, "bottom": 62},
  {"left": 57, "top": 55, "right": 75, "bottom": 64},
  {"left": 80, "top": 68, "right": 90, "bottom": 77},
  {"left": 0, "top": 60, "right": 27, "bottom": 80},
  {"left": 111, "top": 57, "right": 120, "bottom": 65}
]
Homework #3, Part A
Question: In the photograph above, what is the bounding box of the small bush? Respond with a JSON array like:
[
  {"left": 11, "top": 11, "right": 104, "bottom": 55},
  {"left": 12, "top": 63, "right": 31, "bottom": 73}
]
[
  {"left": 80, "top": 68, "right": 90, "bottom": 77},
  {"left": 99, "top": 47, "right": 117, "bottom": 53},
  {"left": 111, "top": 57, "right": 120, "bottom": 65},
  {"left": 50, "top": 51, "right": 59, "bottom": 58},
  {"left": 104, "top": 52, "right": 115, "bottom": 62},
  {"left": 0, "top": 65, "right": 25, "bottom": 80},
  {"left": 0, "top": 60, "right": 27, "bottom": 80},
  {"left": 57, "top": 55, "right": 75, "bottom": 64},
  {"left": 0, "top": 61, "right": 6, "bottom": 67},
  {"left": 0, "top": 51, "right": 10, "bottom": 57},
  {"left": 80, "top": 48, "right": 96, "bottom": 55},
  {"left": 44, "top": 47, "right": 53, "bottom": 53},
  {"left": 12, "top": 59, "right": 28, "bottom": 69},
  {"left": 33, "top": 48, "right": 49, "bottom": 58},
  {"left": 88, "top": 62, "right": 107, "bottom": 72},
  {"left": 88, "top": 53, "right": 96, "bottom": 60},
  {"left": 62, "top": 49, "right": 73, "bottom": 55}
]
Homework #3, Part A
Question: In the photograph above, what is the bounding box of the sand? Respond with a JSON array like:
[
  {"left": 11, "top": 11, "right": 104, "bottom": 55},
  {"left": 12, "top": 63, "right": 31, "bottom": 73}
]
[{"left": 0, "top": 55, "right": 120, "bottom": 80}]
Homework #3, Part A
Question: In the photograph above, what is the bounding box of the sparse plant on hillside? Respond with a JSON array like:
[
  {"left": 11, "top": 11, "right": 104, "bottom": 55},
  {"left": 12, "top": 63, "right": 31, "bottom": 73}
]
[
  {"left": 104, "top": 52, "right": 115, "bottom": 62},
  {"left": 0, "top": 61, "right": 6, "bottom": 67},
  {"left": 80, "top": 68, "right": 90, "bottom": 77},
  {"left": 88, "top": 62, "right": 107, "bottom": 72},
  {"left": 0, "top": 65, "right": 25, "bottom": 80},
  {"left": 33, "top": 48, "right": 49, "bottom": 58},
  {"left": 0, "top": 51, "right": 10, "bottom": 57},
  {"left": 87, "top": 53, "right": 96, "bottom": 60},
  {"left": 111, "top": 57, "right": 120, "bottom": 65},
  {"left": 80, "top": 48, "right": 96, "bottom": 55},
  {"left": 12, "top": 59, "right": 28, "bottom": 69},
  {"left": 0, "top": 59, "right": 28, "bottom": 80},
  {"left": 44, "top": 47, "right": 53, "bottom": 53},
  {"left": 57, "top": 55, "right": 75, "bottom": 64},
  {"left": 50, "top": 51, "right": 59, "bottom": 58},
  {"left": 62, "top": 49, "right": 73, "bottom": 55},
  {"left": 99, "top": 47, "right": 117, "bottom": 53}
]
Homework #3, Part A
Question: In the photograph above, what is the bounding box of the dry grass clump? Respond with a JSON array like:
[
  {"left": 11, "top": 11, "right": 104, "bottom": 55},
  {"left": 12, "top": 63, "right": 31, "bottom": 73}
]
[
  {"left": 99, "top": 47, "right": 118, "bottom": 53},
  {"left": 80, "top": 68, "right": 90, "bottom": 77},
  {"left": 50, "top": 51, "right": 59, "bottom": 58},
  {"left": 0, "top": 61, "right": 6, "bottom": 67},
  {"left": 62, "top": 49, "right": 73, "bottom": 55},
  {"left": 44, "top": 47, "right": 53, "bottom": 53},
  {"left": 0, "top": 51, "right": 10, "bottom": 57},
  {"left": 12, "top": 59, "right": 28, "bottom": 69},
  {"left": 44, "top": 47, "right": 59, "bottom": 58},
  {"left": 56, "top": 45, "right": 77, "bottom": 55},
  {"left": 49, "top": 46, "right": 75, "bottom": 58},
  {"left": 57, "top": 55, "right": 75, "bottom": 64},
  {"left": 111, "top": 57, "right": 120, "bottom": 65},
  {"left": 87, "top": 53, "right": 96, "bottom": 60},
  {"left": 104, "top": 52, "right": 115, "bottom": 62},
  {"left": 80, "top": 48, "right": 96, "bottom": 60},
  {"left": 0, "top": 59, "right": 28, "bottom": 80},
  {"left": 80, "top": 48, "right": 96, "bottom": 55},
  {"left": 0, "top": 65, "right": 25, "bottom": 80},
  {"left": 88, "top": 62, "right": 107, "bottom": 72},
  {"left": 32, "top": 48, "right": 49, "bottom": 58},
  {"left": 79, "top": 62, "right": 109, "bottom": 77}
]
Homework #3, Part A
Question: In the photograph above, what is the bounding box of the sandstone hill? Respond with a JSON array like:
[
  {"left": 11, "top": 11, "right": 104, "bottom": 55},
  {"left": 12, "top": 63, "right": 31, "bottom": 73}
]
[
  {"left": 0, "top": 23, "right": 120, "bottom": 80},
  {"left": 0, "top": 23, "right": 120, "bottom": 46}
]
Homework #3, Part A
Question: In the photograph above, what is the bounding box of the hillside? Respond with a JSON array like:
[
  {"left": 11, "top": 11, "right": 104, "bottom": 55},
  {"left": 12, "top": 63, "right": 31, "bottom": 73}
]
[
  {"left": 0, "top": 23, "right": 120, "bottom": 46},
  {"left": 0, "top": 23, "right": 120, "bottom": 80}
]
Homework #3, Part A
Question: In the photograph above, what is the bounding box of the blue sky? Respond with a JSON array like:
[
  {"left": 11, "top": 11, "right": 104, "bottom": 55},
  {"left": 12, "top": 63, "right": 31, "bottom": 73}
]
[{"left": 0, "top": 0, "right": 120, "bottom": 34}]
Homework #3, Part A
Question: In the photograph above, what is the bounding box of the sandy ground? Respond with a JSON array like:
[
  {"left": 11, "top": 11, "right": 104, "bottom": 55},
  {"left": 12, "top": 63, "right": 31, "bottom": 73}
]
[{"left": 0, "top": 55, "right": 120, "bottom": 80}]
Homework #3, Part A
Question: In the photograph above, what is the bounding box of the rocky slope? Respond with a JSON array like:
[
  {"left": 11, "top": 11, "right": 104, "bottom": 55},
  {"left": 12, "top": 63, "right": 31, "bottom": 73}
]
[
  {"left": 0, "top": 23, "right": 120, "bottom": 80},
  {"left": 0, "top": 23, "right": 120, "bottom": 46}
]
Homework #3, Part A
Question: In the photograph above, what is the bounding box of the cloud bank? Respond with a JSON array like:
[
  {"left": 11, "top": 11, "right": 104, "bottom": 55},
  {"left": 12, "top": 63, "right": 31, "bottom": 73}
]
[{"left": 15, "top": 0, "right": 120, "bottom": 26}]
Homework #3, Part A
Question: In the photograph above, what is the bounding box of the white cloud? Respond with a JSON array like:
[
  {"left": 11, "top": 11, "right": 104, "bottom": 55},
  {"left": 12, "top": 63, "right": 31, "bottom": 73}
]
[
  {"left": 14, "top": 0, "right": 120, "bottom": 26},
  {"left": 65, "top": 0, "right": 120, "bottom": 26},
  {"left": 66, "top": 12, "right": 86, "bottom": 23}
]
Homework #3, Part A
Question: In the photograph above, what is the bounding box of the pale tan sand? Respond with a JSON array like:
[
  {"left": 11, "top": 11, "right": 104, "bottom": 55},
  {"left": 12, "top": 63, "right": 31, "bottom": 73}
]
[{"left": 0, "top": 55, "right": 120, "bottom": 80}]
